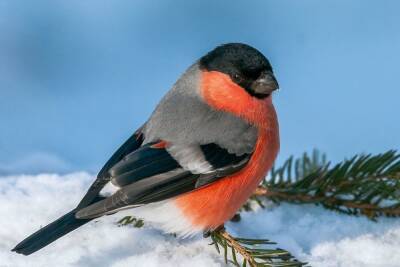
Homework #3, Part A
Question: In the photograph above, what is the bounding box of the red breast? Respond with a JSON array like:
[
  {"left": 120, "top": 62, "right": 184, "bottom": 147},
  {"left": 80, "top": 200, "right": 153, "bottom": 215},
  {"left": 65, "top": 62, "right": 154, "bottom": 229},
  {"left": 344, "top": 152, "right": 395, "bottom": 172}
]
[{"left": 174, "top": 71, "right": 280, "bottom": 230}]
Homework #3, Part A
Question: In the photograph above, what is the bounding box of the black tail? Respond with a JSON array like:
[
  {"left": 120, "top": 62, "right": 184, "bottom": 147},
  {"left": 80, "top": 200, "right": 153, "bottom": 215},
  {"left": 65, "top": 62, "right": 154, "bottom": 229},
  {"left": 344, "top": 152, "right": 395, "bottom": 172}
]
[{"left": 12, "top": 209, "right": 92, "bottom": 255}]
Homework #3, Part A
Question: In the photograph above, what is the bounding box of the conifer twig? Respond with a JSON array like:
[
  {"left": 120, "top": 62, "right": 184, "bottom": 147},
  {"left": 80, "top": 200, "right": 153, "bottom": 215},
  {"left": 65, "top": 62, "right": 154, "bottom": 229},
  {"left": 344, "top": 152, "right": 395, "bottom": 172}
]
[
  {"left": 117, "top": 216, "right": 306, "bottom": 266},
  {"left": 117, "top": 216, "right": 144, "bottom": 228},
  {"left": 252, "top": 150, "right": 400, "bottom": 219},
  {"left": 214, "top": 228, "right": 257, "bottom": 266},
  {"left": 210, "top": 227, "right": 306, "bottom": 267}
]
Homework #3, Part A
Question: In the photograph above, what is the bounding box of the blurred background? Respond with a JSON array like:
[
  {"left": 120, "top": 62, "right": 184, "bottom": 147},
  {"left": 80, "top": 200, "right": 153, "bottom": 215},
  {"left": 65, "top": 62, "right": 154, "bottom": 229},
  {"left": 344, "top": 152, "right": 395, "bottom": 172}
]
[{"left": 0, "top": 0, "right": 399, "bottom": 175}]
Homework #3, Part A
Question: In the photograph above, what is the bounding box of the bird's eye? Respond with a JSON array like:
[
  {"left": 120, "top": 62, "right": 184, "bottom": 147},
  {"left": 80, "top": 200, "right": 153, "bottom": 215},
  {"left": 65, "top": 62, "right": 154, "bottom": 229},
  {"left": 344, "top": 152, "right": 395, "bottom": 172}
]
[{"left": 233, "top": 73, "right": 244, "bottom": 83}]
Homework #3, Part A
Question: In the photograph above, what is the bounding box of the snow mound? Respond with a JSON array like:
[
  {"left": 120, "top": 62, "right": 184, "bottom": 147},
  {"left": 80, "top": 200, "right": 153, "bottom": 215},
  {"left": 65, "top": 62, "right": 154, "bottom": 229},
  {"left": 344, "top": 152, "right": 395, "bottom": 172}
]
[{"left": 0, "top": 173, "right": 399, "bottom": 267}]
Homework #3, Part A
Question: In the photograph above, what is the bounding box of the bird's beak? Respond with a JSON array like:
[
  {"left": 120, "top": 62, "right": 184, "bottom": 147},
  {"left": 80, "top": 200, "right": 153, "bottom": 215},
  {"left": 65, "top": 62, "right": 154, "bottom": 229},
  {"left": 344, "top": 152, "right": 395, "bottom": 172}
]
[{"left": 251, "top": 71, "right": 279, "bottom": 96}]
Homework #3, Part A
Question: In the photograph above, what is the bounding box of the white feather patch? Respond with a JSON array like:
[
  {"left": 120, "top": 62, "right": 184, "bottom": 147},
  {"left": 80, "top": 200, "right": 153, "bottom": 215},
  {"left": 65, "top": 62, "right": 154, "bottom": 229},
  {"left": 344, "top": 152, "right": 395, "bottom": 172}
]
[
  {"left": 167, "top": 145, "right": 213, "bottom": 174},
  {"left": 132, "top": 200, "right": 202, "bottom": 237},
  {"left": 99, "top": 181, "right": 120, "bottom": 197}
]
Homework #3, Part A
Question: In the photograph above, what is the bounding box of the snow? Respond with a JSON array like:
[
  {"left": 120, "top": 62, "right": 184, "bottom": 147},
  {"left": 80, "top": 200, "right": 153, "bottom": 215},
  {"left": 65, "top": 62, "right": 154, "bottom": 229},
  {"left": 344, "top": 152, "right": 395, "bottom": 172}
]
[{"left": 1, "top": 173, "right": 399, "bottom": 267}]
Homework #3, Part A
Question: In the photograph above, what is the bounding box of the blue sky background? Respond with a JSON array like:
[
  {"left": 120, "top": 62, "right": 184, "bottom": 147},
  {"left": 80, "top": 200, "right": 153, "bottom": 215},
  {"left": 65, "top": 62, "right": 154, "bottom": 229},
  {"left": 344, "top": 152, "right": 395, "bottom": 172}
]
[{"left": 0, "top": 0, "right": 399, "bottom": 174}]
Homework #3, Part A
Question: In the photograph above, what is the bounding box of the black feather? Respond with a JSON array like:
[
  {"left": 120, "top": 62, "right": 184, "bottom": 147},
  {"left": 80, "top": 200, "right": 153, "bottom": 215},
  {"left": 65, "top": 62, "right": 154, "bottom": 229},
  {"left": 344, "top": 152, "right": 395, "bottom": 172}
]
[
  {"left": 201, "top": 143, "right": 248, "bottom": 168},
  {"left": 110, "top": 144, "right": 180, "bottom": 187},
  {"left": 76, "top": 143, "right": 251, "bottom": 219},
  {"left": 12, "top": 209, "right": 92, "bottom": 255},
  {"left": 77, "top": 129, "right": 144, "bottom": 209}
]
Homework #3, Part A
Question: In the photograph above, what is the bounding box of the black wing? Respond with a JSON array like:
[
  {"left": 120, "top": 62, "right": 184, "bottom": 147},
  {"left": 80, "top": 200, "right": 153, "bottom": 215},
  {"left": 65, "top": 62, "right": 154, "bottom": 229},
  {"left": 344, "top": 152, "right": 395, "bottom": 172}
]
[
  {"left": 75, "top": 142, "right": 251, "bottom": 219},
  {"left": 77, "top": 127, "right": 144, "bottom": 209},
  {"left": 12, "top": 129, "right": 251, "bottom": 256}
]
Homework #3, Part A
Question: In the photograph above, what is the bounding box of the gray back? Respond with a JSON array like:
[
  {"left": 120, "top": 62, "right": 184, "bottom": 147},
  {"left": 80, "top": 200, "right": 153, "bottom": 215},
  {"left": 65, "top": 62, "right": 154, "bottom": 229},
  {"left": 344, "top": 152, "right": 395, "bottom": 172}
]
[{"left": 143, "top": 63, "right": 257, "bottom": 156}]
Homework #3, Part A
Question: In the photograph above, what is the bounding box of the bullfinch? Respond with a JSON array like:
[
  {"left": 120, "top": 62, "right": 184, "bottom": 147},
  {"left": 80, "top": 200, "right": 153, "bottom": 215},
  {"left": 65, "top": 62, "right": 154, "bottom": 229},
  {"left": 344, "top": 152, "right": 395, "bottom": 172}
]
[{"left": 13, "top": 43, "right": 280, "bottom": 255}]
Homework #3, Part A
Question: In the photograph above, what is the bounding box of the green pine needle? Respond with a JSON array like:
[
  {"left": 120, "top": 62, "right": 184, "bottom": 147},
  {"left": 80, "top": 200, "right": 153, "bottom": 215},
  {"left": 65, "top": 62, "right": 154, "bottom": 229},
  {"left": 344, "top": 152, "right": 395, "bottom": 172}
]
[
  {"left": 210, "top": 228, "right": 307, "bottom": 267},
  {"left": 254, "top": 150, "right": 400, "bottom": 219}
]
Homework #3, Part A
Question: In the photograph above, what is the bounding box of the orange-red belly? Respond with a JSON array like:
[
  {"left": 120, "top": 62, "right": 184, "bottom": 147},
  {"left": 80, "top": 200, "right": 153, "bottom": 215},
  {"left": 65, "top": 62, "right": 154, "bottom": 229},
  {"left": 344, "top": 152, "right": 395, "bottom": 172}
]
[
  {"left": 173, "top": 70, "right": 280, "bottom": 230},
  {"left": 174, "top": 127, "right": 278, "bottom": 230}
]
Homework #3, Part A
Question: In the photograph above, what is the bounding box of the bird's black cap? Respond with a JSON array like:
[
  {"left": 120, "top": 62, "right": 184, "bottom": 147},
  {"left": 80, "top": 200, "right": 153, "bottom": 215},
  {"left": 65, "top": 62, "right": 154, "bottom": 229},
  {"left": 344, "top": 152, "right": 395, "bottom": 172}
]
[{"left": 200, "top": 43, "right": 278, "bottom": 98}]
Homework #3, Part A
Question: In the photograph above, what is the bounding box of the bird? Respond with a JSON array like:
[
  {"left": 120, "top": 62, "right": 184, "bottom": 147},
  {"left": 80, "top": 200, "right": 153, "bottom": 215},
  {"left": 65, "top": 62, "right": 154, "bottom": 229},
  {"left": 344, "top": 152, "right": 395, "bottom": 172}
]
[{"left": 12, "top": 43, "right": 280, "bottom": 255}]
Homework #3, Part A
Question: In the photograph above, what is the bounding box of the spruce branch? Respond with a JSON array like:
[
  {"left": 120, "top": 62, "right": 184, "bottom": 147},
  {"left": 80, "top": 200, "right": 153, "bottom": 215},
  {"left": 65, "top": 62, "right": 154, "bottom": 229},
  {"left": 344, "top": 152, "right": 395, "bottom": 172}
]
[
  {"left": 117, "top": 216, "right": 305, "bottom": 266},
  {"left": 117, "top": 216, "right": 144, "bottom": 228},
  {"left": 210, "top": 227, "right": 306, "bottom": 267},
  {"left": 253, "top": 150, "right": 400, "bottom": 219}
]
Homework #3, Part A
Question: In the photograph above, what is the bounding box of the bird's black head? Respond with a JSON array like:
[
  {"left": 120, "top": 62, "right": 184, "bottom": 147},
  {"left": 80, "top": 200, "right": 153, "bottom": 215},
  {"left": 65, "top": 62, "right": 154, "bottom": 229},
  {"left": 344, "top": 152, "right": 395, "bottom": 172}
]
[{"left": 199, "top": 43, "right": 279, "bottom": 99}]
